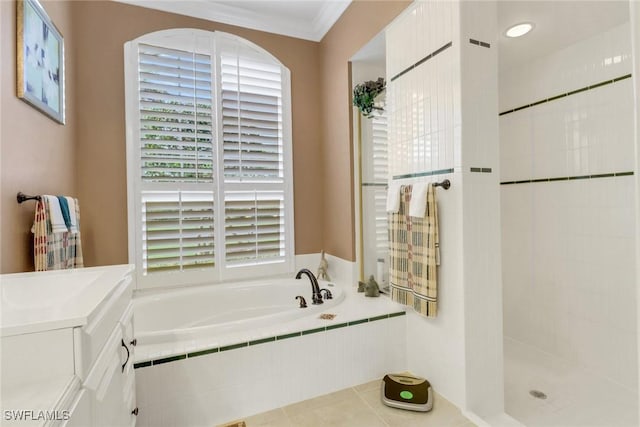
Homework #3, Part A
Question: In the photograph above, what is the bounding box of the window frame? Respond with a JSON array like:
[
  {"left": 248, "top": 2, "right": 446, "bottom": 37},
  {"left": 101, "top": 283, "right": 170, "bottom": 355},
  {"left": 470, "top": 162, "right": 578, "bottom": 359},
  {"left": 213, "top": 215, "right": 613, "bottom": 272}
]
[{"left": 124, "top": 29, "right": 295, "bottom": 289}]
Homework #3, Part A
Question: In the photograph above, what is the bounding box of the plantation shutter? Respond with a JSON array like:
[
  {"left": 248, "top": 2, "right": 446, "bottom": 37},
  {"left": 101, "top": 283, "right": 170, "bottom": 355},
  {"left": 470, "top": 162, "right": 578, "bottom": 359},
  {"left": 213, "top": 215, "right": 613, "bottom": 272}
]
[
  {"left": 142, "top": 192, "right": 215, "bottom": 272},
  {"left": 137, "top": 43, "right": 216, "bottom": 274},
  {"left": 224, "top": 192, "right": 285, "bottom": 266},
  {"left": 220, "top": 52, "right": 284, "bottom": 181},
  {"left": 372, "top": 112, "right": 389, "bottom": 258},
  {"left": 220, "top": 42, "right": 287, "bottom": 267}
]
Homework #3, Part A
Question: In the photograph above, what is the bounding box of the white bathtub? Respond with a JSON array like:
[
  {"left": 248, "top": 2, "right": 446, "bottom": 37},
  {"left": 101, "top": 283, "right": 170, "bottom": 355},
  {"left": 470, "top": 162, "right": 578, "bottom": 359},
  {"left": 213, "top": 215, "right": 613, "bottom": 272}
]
[
  {"left": 134, "top": 277, "right": 344, "bottom": 347},
  {"left": 133, "top": 277, "right": 408, "bottom": 427}
]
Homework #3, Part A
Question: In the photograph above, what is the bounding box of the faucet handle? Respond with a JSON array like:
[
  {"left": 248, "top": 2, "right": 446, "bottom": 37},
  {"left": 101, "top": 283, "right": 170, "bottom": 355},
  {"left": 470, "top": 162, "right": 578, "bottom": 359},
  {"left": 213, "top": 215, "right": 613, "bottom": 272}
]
[
  {"left": 320, "top": 288, "right": 333, "bottom": 300},
  {"left": 295, "top": 295, "right": 308, "bottom": 308}
]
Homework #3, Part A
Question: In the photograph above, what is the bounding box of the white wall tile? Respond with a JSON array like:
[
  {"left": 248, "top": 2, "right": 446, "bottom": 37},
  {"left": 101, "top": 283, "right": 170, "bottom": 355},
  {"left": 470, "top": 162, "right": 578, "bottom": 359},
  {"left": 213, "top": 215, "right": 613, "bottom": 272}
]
[{"left": 500, "top": 16, "right": 637, "bottom": 391}]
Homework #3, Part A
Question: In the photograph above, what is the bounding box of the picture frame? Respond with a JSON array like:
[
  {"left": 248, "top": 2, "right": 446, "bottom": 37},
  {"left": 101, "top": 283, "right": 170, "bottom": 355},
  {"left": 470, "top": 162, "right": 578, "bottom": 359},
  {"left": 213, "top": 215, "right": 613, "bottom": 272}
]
[{"left": 16, "top": 0, "right": 65, "bottom": 124}]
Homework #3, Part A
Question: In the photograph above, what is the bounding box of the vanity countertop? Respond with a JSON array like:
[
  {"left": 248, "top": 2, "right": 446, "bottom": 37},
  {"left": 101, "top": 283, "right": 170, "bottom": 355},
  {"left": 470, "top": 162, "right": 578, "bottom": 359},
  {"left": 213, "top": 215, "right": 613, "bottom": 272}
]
[{"left": 0, "top": 264, "right": 134, "bottom": 337}]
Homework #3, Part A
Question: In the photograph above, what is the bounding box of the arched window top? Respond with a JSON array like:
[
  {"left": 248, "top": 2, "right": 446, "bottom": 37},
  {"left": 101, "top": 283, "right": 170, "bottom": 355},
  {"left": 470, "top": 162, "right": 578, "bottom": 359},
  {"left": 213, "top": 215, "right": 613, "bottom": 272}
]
[{"left": 132, "top": 28, "right": 287, "bottom": 72}]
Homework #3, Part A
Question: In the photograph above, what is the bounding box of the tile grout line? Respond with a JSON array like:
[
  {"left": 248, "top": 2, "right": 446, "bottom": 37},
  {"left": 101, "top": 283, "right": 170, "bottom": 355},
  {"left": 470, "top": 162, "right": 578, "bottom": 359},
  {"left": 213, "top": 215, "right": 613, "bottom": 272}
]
[{"left": 352, "top": 385, "right": 392, "bottom": 427}]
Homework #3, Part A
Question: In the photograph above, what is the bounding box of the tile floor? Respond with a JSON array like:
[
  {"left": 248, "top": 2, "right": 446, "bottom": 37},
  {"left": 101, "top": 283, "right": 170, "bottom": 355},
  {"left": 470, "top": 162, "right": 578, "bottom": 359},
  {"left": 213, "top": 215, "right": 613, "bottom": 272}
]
[
  {"left": 227, "top": 379, "right": 476, "bottom": 427},
  {"left": 504, "top": 338, "right": 638, "bottom": 427}
]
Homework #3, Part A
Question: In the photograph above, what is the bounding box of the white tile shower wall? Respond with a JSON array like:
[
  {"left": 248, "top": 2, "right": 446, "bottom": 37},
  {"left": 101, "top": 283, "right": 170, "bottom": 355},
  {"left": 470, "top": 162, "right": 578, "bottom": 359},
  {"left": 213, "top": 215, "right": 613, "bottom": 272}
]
[
  {"left": 499, "top": 22, "right": 637, "bottom": 390},
  {"left": 499, "top": 23, "right": 632, "bottom": 112},
  {"left": 134, "top": 316, "right": 406, "bottom": 427},
  {"left": 632, "top": 1, "right": 640, "bottom": 400},
  {"left": 387, "top": 0, "right": 461, "bottom": 179},
  {"left": 386, "top": 0, "right": 467, "bottom": 409},
  {"left": 459, "top": 0, "right": 504, "bottom": 418}
]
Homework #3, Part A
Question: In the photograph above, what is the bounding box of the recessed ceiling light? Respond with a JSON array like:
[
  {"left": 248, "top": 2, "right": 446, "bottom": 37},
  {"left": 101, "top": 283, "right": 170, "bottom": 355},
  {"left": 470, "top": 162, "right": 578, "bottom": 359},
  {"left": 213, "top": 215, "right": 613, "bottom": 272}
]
[{"left": 505, "top": 22, "right": 534, "bottom": 38}]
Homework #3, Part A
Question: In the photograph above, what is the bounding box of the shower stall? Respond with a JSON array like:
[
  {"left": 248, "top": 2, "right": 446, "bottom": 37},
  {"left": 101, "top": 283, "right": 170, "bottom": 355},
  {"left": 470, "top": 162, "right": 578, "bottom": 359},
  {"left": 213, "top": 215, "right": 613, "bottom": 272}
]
[{"left": 498, "top": 2, "right": 638, "bottom": 425}]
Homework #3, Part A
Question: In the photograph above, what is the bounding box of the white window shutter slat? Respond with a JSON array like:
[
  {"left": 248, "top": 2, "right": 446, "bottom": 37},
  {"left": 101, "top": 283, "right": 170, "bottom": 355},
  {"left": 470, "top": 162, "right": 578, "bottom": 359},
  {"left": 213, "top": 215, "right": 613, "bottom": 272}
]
[
  {"left": 220, "top": 54, "right": 284, "bottom": 182},
  {"left": 142, "top": 192, "right": 215, "bottom": 273},
  {"left": 224, "top": 192, "right": 285, "bottom": 266}
]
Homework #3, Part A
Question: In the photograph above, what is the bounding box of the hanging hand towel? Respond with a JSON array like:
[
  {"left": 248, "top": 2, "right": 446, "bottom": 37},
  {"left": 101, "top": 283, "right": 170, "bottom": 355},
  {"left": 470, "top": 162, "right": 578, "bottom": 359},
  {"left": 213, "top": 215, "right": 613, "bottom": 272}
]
[
  {"left": 33, "top": 196, "right": 84, "bottom": 271},
  {"left": 65, "top": 196, "right": 78, "bottom": 233},
  {"left": 408, "top": 182, "right": 429, "bottom": 217},
  {"left": 389, "top": 184, "right": 440, "bottom": 318},
  {"left": 386, "top": 183, "right": 402, "bottom": 213},
  {"left": 33, "top": 200, "right": 48, "bottom": 271},
  {"left": 43, "top": 195, "right": 68, "bottom": 233}
]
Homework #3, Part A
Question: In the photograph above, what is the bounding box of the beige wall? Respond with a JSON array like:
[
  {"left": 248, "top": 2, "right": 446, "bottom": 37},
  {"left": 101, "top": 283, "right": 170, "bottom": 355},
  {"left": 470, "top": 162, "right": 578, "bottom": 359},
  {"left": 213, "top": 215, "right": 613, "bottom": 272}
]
[
  {"left": 319, "top": 0, "right": 410, "bottom": 261},
  {"left": 73, "top": 1, "right": 324, "bottom": 267},
  {"left": 1, "top": 0, "right": 409, "bottom": 272},
  {"left": 1, "top": 0, "right": 76, "bottom": 273},
  {"left": 1, "top": 0, "right": 323, "bottom": 272}
]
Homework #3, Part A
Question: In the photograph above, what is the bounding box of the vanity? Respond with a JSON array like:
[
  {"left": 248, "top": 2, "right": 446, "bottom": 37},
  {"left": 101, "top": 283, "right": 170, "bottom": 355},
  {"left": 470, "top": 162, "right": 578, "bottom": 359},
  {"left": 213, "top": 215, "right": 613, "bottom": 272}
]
[{"left": 1, "top": 265, "right": 137, "bottom": 427}]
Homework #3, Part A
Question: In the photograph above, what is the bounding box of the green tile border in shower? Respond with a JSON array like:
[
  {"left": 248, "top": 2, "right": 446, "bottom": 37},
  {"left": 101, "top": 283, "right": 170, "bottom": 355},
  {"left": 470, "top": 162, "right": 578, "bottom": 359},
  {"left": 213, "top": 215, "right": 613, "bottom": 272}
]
[
  {"left": 499, "top": 74, "right": 632, "bottom": 116},
  {"left": 187, "top": 348, "right": 219, "bottom": 358},
  {"left": 391, "top": 41, "right": 453, "bottom": 82},
  {"left": 393, "top": 168, "right": 454, "bottom": 181},
  {"left": 500, "top": 171, "right": 634, "bottom": 186},
  {"left": 133, "top": 311, "right": 406, "bottom": 369},
  {"left": 470, "top": 167, "right": 492, "bottom": 173}
]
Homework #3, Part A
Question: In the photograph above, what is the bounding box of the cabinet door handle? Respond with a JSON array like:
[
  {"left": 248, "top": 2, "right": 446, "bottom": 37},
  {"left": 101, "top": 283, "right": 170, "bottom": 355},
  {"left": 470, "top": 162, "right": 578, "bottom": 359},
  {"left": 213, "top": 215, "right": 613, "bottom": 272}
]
[
  {"left": 131, "top": 407, "right": 139, "bottom": 416},
  {"left": 130, "top": 338, "right": 137, "bottom": 347},
  {"left": 121, "top": 339, "right": 130, "bottom": 373}
]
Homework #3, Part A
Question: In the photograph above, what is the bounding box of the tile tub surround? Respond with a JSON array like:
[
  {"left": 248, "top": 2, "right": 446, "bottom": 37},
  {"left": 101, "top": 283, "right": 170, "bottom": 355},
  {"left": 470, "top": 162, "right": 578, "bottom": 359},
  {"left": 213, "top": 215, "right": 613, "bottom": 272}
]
[
  {"left": 235, "top": 379, "right": 477, "bottom": 427},
  {"left": 134, "top": 287, "right": 408, "bottom": 427},
  {"left": 134, "top": 283, "right": 405, "bottom": 365}
]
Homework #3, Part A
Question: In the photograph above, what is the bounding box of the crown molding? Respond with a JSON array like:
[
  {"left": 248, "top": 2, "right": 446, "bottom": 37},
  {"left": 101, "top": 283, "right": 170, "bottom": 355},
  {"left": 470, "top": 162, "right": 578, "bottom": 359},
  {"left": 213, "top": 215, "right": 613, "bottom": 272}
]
[{"left": 114, "top": 0, "right": 352, "bottom": 42}]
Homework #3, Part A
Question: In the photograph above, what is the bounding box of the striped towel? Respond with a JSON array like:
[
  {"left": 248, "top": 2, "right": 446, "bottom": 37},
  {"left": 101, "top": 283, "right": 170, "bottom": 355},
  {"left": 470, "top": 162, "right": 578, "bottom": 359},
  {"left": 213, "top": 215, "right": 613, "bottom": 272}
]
[
  {"left": 389, "top": 184, "right": 440, "bottom": 318},
  {"left": 33, "top": 197, "right": 84, "bottom": 271}
]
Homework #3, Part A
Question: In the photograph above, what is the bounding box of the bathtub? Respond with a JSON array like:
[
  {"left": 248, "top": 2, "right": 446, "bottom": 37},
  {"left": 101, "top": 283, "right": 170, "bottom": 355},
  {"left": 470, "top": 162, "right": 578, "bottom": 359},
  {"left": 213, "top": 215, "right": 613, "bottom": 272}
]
[
  {"left": 134, "top": 277, "right": 344, "bottom": 348},
  {"left": 132, "top": 276, "right": 407, "bottom": 427}
]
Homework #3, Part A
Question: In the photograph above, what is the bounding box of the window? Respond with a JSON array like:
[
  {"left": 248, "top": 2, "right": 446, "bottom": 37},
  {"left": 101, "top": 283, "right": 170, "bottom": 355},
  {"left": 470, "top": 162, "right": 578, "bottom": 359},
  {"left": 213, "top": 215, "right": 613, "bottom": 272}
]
[
  {"left": 360, "top": 103, "right": 389, "bottom": 284},
  {"left": 125, "top": 30, "right": 293, "bottom": 288}
]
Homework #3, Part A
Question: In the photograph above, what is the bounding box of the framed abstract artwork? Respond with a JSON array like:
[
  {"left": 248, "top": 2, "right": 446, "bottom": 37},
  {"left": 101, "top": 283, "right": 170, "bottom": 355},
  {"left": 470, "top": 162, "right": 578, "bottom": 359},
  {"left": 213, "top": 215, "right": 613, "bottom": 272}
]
[{"left": 16, "top": 0, "right": 65, "bottom": 124}]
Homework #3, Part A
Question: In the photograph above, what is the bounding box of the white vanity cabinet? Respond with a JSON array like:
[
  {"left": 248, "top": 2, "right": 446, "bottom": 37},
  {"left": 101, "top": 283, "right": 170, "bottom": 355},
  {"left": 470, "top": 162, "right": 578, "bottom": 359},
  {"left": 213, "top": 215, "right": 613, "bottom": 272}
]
[
  {"left": 80, "top": 304, "right": 137, "bottom": 427},
  {"left": 1, "top": 265, "right": 137, "bottom": 427}
]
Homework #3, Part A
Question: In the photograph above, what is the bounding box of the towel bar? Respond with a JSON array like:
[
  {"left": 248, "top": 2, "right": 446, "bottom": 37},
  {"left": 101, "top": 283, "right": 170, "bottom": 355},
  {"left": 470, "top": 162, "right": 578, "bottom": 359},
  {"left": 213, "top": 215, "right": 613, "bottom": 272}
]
[
  {"left": 433, "top": 179, "right": 451, "bottom": 190},
  {"left": 17, "top": 192, "right": 41, "bottom": 203}
]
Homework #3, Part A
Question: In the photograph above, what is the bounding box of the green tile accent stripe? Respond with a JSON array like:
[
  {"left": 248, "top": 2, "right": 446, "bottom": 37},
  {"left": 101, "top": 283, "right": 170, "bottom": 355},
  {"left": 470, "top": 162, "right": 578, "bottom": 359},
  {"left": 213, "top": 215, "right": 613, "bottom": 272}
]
[
  {"left": 302, "top": 327, "right": 326, "bottom": 335},
  {"left": 393, "top": 168, "right": 454, "bottom": 181},
  {"left": 391, "top": 41, "right": 453, "bottom": 82},
  {"left": 369, "top": 314, "right": 390, "bottom": 322},
  {"left": 134, "top": 310, "right": 408, "bottom": 369},
  {"left": 326, "top": 322, "right": 349, "bottom": 330},
  {"left": 187, "top": 348, "right": 219, "bottom": 358},
  {"left": 220, "top": 343, "right": 248, "bottom": 352},
  {"left": 276, "top": 332, "right": 301, "bottom": 340},
  {"left": 133, "top": 361, "right": 152, "bottom": 369},
  {"left": 153, "top": 354, "right": 186, "bottom": 365},
  {"left": 499, "top": 74, "right": 632, "bottom": 116},
  {"left": 470, "top": 167, "right": 492, "bottom": 173},
  {"left": 249, "top": 337, "right": 276, "bottom": 346},
  {"left": 388, "top": 311, "right": 406, "bottom": 318},
  {"left": 501, "top": 171, "right": 634, "bottom": 186},
  {"left": 469, "top": 38, "right": 490, "bottom": 48}
]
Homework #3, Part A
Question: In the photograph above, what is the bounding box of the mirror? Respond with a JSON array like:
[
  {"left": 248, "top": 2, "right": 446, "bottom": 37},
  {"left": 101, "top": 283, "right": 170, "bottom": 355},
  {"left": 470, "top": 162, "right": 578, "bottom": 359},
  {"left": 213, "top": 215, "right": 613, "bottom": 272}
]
[{"left": 350, "top": 32, "right": 389, "bottom": 290}]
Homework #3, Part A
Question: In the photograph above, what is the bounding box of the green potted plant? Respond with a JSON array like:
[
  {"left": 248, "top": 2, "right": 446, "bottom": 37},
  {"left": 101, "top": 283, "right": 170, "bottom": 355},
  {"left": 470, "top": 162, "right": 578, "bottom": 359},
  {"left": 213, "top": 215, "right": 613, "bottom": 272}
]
[{"left": 352, "top": 77, "right": 385, "bottom": 118}]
